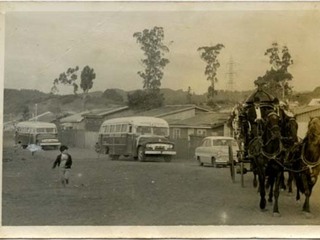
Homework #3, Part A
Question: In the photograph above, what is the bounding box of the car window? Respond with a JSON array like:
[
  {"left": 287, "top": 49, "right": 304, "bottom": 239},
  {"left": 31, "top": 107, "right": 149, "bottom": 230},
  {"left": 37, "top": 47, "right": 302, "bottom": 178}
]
[
  {"left": 204, "top": 140, "right": 212, "bottom": 147},
  {"left": 212, "top": 139, "right": 227, "bottom": 146}
]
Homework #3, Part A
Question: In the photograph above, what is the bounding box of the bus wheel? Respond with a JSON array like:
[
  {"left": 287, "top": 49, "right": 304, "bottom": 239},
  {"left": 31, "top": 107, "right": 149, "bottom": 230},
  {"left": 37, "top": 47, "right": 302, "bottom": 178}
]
[
  {"left": 138, "top": 147, "right": 145, "bottom": 162},
  {"left": 164, "top": 156, "right": 172, "bottom": 162},
  {"left": 110, "top": 155, "right": 119, "bottom": 160}
]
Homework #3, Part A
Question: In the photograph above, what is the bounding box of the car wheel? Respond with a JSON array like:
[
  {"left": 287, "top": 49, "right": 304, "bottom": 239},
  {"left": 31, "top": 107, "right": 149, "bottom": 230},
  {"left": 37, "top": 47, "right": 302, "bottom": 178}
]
[
  {"left": 109, "top": 155, "right": 119, "bottom": 160},
  {"left": 197, "top": 156, "right": 203, "bottom": 166},
  {"left": 138, "top": 146, "right": 145, "bottom": 162},
  {"left": 211, "top": 157, "right": 217, "bottom": 168}
]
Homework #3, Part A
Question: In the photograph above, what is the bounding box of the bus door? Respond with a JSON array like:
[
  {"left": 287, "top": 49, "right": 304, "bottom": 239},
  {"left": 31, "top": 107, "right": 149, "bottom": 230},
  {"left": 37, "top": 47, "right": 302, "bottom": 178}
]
[{"left": 125, "top": 124, "right": 134, "bottom": 155}]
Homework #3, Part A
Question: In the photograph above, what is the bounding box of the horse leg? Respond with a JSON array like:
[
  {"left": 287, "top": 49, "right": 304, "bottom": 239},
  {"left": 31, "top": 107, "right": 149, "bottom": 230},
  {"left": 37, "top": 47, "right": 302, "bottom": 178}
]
[
  {"left": 301, "top": 174, "right": 311, "bottom": 213},
  {"left": 273, "top": 171, "right": 282, "bottom": 216},
  {"left": 253, "top": 172, "right": 258, "bottom": 188},
  {"left": 268, "top": 174, "right": 274, "bottom": 203},
  {"left": 257, "top": 171, "right": 266, "bottom": 210},
  {"left": 287, "top": 172, "right": 293, "bottom": 193},
  {"left": 280, "top": 171, "right": 286, "bottom": 191}
]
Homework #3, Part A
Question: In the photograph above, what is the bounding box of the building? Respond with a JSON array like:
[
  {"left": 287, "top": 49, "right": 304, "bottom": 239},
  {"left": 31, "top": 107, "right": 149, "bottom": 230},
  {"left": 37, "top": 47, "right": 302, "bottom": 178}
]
[
  {"left": 82, "top": 104, "right": 212, "bottom": 131},
  {"left": 308, "top": 98, "right": 320, "bottom": 106},
  {"left": 168, "top": 112, "right": 230, "bottom": 140},
  {"left": 293, "top": 105, "right": 320, "bottom": 138}
]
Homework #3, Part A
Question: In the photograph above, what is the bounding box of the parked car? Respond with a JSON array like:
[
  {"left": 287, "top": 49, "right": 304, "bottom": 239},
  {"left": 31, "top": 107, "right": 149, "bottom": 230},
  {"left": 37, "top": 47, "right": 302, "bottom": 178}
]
[{"left": 195, "top": 136, "right": 239, "bottom": 167}]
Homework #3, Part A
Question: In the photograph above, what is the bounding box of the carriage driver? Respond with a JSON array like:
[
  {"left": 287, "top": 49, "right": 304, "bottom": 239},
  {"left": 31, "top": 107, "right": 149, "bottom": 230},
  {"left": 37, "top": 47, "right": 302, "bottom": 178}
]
[{"left": 246, "top": 96, "right": 264, "bottom": 139}]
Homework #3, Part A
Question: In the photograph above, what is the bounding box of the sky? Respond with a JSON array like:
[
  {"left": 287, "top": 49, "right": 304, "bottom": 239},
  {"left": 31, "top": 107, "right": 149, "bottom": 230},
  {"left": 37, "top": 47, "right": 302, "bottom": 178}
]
[{"left": 3, "top": 1, "right": 320, "bottom": 95}]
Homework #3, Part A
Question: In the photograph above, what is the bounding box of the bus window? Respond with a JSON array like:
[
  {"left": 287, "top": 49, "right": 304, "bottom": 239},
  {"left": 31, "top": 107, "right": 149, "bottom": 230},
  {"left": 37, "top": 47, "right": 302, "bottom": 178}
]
[
  {"left": 110, "top": 125, "right": 115, "bottom": 133},
  {"left": 121, "top": 124, "right": 127, "bottom": 132},
  {"left": 115, "top": 124, "right": 121, "bottom": 132},
  {"left": 137, "top": 126, "right": 152, "bottom": 135},
  {"left": 128, "top": 124, "right": 132, "bottom": 133}
]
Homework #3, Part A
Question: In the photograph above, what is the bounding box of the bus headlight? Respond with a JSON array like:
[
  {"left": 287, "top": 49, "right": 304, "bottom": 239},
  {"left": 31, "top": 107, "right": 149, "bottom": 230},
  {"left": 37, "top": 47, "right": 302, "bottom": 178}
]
[{"left": 167, "top": 144, "right": 173, "bottom": 149}]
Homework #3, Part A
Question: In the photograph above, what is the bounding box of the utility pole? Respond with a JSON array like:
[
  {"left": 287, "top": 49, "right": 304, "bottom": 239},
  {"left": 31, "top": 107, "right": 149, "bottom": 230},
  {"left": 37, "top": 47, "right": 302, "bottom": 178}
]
[{"left": 226, "top": 56, "right": 236, "bottom": 91}]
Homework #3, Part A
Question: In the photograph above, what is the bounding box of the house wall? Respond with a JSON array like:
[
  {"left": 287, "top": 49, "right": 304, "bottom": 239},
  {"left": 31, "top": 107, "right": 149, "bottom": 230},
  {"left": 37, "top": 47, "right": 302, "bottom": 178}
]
[
  {"left": 58, "top": 130, "right": 99, "bottom": 149},
  {"left": 295, "top": 109, "right": 320, "bottom": 122},
  {"left": 295, "top": 109, "right": 320, "bottom": 139},
  {"left": 85, "top": 118, "right": 104, "bottom": 132}
]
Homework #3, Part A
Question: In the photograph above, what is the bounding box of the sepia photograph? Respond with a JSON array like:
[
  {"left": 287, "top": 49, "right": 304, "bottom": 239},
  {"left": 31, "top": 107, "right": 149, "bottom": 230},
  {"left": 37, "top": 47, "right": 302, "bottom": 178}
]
[{"left": 2, "top": 1, "right": 320, "bottom": 238}]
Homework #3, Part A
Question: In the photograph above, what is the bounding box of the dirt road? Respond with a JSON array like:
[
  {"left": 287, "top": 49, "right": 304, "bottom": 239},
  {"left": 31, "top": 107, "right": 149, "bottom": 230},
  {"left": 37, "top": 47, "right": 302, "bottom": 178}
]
[{"left": 3, "top": 143, "right": 320, "bottom": 227}]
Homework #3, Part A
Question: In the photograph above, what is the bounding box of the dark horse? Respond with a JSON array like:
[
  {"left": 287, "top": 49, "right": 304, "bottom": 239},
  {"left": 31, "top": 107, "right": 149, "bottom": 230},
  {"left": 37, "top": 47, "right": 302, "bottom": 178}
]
[
  {"left": 286, "top": 117, "right": 320, "bottom": 216},
  {"left": 281, "top": 115, "right": 299, "bottom": 193},
  {"left": 248, "top": 111, "right": 283, "bottom": 216}
]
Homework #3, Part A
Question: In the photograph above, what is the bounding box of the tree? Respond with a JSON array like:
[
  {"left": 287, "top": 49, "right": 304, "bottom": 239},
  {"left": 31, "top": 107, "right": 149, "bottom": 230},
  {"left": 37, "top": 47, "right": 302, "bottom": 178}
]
[
  {"left": 255, "top": 42, "right": 293, "bottom": 99},
  {"left": 103, "top": 89, "right": 124, "bottom": 102},
  {"left": 22, "top": 105, "right": 30, "bottom": 120},
  {"left": 127, "top": 90, "right": 164, "bottom": 110},
  {"left": 131, "top": 26, "right": 170, "bottom": 108},
  {"left": 186, "top": 86, "right": 192, "bottom": 104},
  {"left": 80, "top": 66, "right": 96, "bottom": 94},
  {"left": 51, "top": 66, "right": 79, "bottom": 94},
  {"left": 197, "top": 44, "right": 225, "bottom": 107}
]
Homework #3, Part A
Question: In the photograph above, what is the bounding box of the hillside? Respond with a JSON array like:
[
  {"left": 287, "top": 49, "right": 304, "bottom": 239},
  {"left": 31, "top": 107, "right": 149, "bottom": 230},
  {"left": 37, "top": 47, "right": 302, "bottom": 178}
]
[{"left": 3, "top": 87, "right": 317, "bottom": 122}]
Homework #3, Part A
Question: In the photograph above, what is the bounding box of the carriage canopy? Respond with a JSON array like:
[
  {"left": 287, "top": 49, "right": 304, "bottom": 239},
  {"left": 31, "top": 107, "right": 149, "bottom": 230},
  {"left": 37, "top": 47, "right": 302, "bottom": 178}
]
[{"left": 244, "top": 88, "right": 275, "bottom": 105}]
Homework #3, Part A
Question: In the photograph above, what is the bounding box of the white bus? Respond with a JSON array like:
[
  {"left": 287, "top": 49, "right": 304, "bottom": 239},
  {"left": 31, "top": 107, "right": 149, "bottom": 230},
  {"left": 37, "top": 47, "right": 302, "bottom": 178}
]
[
  {"left": 14, "top": 121, "right": 61, "bottom": 150},
  {"left": 96, "top": 116, "right": 176, "bottom": 162}
]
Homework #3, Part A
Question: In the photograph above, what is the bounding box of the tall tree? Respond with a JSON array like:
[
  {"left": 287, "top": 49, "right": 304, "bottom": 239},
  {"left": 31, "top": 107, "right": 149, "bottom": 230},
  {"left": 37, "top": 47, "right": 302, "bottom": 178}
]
[
  {"left": 255, "top": 42, "right": 293, "bottom": 99},
  {"left": 186, "top": 86, "right": 192, "bottom": 104},
  {"left": 131, "top": 26, "right": 170, "bottom": 109},
  {"left": 21, "top": 105, "right": 30, "bottom": 121},
  {"left": 80, "top": 66, "right": 96, "bottom": 94},
  {"left": 51, "top": 66, "right": 79, "bottom": 94},
  {"left": 197, "top": 44, "right": 225, "bottom": 107},
  {"left": 133, "top": 26, "right": 170, "bottom": 91}
]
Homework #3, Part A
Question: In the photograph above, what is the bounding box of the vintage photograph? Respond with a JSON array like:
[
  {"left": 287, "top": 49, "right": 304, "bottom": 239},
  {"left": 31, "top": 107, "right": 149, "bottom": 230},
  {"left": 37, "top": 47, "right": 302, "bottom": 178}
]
[{"left": 2, "top": 1, "right": 320, "bottom": 238}]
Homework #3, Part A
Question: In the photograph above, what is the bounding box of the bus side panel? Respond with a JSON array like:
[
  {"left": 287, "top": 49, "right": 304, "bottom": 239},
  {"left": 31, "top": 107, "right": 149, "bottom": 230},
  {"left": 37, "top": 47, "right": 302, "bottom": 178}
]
[
  {"left": 112, "top": 133, "right": 127, "bottom": 155},
  {"left": 125, "top": 134, "right": 134, "bottom": 156},
  {"left": 16, "top": 133, "right": 34, "bottom": 146}
]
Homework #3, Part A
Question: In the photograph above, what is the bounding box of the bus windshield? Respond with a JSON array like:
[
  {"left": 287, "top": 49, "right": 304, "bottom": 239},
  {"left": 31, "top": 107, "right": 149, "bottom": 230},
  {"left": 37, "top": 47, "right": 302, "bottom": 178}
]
[
  {"left": 153, "top": 127, "right": 169, "bottom": 136},
  {"left": 36, "top": 128, "right": 56, "bottom": 133}
]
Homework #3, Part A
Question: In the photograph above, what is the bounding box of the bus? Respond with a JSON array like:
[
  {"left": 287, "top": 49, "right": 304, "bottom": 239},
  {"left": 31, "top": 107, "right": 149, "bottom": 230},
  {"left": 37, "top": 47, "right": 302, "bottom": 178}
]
[
  {"left": 96, "top": 116, "right": 176, "bottom": 162},
  {"left": 14, "top": 121, "right": 61, "bottom": 150}
]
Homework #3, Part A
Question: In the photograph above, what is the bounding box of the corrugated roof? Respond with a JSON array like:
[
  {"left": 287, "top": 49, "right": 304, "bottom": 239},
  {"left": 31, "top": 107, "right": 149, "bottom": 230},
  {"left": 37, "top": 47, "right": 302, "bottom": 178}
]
[
  {"left": 308, "top": 98, "right": 320, "bottom": 106},
  {"left": 60, "top": 111, "right": 90, "bottom": 123},
  {"left": 293, "top": 105, "right": 320, "bottom": 116},
  {"left": 132, "top": 105, "right": 210, "bottom": 118},
  {"left": 82, "top": 104, "right": 211, "bottom": 119},
  {"left": 83, "top": 106, "right": 129, "bottom": 117},
  {"left": 168, "top": 112, "right": 229, "bottom": 128},
  {"left": 60, "top": 106, "right": 129, "bottom": 123}
]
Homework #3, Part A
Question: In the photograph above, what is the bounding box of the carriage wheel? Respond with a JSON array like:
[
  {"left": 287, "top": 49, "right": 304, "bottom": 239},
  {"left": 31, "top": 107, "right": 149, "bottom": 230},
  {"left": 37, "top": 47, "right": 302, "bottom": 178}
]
[
  {"left": 230, "top": 159, "right": 235, "bottom": 183},
  {"left": 240, "top": 161, "right": 245, "bottom": 187},
  {"left": 109, "top": 155, "right": 119, "bottom": 160}
]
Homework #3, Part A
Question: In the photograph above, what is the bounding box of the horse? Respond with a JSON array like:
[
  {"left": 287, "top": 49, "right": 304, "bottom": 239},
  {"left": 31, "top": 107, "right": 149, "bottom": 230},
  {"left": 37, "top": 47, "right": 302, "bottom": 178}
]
[
  {"left": 286, "top": 117, "right": 320, "bottom": 216},
  {"left": 281, "top": 115, "right": 299, "bottom": 193},
  {"left": 248, "top": 110, "right": 284, "bottom": 216}
]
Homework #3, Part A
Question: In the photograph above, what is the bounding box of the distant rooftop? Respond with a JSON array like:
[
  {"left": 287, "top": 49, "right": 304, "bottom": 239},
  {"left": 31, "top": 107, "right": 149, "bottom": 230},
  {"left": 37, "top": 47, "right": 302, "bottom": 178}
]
[{"left": 168, "top": 112, "right": 229, "bottom": 128}]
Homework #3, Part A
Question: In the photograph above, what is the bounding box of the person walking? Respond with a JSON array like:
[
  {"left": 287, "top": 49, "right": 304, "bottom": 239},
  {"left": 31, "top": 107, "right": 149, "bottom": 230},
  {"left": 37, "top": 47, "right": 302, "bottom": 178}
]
[{"left": 52, "top": 145, "right": 72, "bottom": 187}]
